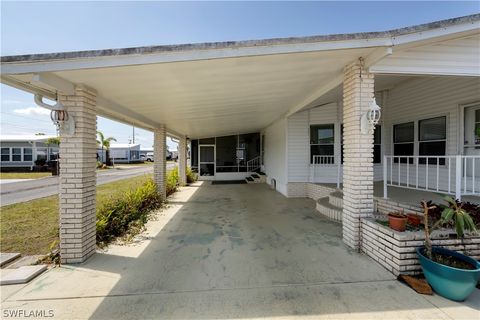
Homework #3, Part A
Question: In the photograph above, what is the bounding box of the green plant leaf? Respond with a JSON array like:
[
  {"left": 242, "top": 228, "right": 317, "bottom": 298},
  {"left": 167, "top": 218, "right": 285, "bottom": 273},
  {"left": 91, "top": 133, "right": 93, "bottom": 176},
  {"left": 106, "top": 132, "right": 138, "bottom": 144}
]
[{"left": 455, "top": 216, "right": 465, "bottom": 237}]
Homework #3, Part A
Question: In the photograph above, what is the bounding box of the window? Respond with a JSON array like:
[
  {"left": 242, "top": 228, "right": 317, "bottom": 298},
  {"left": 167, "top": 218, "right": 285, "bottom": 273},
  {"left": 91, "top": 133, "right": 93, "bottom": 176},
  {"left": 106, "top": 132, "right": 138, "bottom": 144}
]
[
  {"left": 23, "top": 148, "right": 32, "bottom": 161},
  {"left": 419, "top": 116, "right": 446, "bottom": 165},
  {"left": 374, "top": 125, "right": 382, "bottom": 164},
  {"left": 12, "top": 148, "right": 22, "bottom": 161},
  {"left": 341, "top": 124, "right": 381, "bottom": 164},
  {"left": 1, "top": 148, "right": 10, "bottom": 162},
  {"left": 310, "top": 124, "right": 335, "bottom": 164},
  {"left": 393, "top": 122, "right": 414, "bottom": 163}
]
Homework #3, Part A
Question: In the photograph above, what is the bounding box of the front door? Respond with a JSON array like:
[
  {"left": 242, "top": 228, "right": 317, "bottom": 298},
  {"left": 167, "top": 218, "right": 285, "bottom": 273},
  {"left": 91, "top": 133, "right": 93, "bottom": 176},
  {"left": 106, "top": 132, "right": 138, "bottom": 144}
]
[{"left": 199, "top": 145, "right": 215, "bottom": 179}]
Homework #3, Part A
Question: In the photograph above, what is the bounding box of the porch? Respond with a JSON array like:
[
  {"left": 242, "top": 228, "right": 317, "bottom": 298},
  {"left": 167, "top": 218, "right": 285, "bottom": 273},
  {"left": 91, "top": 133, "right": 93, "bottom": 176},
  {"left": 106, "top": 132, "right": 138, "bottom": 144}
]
[
  {"left": 310, "top": 155, "right": 480, "bottom": 202},
  {"left": 3, "top": 182, "right": 478, "bottom": 319}
]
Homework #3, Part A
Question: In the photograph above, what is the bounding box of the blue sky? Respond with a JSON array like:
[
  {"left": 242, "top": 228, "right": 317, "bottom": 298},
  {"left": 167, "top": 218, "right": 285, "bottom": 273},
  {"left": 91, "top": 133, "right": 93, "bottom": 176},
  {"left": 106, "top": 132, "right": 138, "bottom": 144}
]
[{"left": 1, "top": 1, "right": 479, "bottom": 149}]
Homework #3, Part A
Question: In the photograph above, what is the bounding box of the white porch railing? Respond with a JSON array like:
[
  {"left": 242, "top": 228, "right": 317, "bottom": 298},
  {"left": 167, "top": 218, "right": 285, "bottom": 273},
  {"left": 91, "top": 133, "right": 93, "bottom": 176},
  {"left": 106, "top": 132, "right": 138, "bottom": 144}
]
[
  {"left": 383, "top": 155, "right": 480, "bottom": 200},
  {"left": 311, "top": 155, "right": 341, "bottom": 188},
  {"left": 247, "top": 156, "right": 261, "bottom": 172}
]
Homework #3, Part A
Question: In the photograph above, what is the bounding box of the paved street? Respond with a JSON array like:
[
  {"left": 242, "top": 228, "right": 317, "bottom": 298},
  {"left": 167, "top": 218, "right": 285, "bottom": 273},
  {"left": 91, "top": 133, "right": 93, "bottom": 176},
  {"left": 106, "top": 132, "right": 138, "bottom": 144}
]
[{"left": 0, "top": 164, "right": 175, "bottom": 206}]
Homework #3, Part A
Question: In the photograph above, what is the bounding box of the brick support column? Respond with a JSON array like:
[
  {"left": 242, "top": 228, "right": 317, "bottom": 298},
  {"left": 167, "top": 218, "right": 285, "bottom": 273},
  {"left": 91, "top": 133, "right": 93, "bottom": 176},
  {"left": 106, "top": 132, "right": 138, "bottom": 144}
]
[
  {"left": 154, "top": 125, "right": 167, "bottom": 199},
  {"left": 342, "top": 60, "right": 375, "bottom": 251},
  {"left": 178, "top": 136, "right": 187, "bottom": 186},
  {"left": 58, "top": 85, "right": 97, "bottom": 264}
]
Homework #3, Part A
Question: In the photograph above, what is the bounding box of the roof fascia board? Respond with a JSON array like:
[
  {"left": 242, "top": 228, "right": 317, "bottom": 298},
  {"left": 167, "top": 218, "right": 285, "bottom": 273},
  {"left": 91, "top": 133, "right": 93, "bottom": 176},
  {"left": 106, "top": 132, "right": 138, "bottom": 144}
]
[
  {"left": 391, "top": 22, "right": 480, "bottom": 49},
  {"left": 1, "top": 38, "right": 392, "bottom": 75},
  {"left": 368, "top": 66, "right": 480, "bottom": 77}
]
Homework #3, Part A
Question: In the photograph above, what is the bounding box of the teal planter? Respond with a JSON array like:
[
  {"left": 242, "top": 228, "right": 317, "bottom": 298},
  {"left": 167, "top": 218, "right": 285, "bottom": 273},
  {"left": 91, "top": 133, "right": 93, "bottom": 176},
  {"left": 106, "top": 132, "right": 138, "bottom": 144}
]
[{"left": 416, "top": 246, "right": 480, "bottom": 301}]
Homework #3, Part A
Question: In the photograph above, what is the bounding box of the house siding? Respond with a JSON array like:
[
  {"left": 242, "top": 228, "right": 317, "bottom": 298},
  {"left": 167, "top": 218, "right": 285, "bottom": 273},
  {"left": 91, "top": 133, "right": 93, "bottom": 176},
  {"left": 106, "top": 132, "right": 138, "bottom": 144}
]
[
  {"left": 383, "top": 76, "right": 480, "bottom": 156},
  {"left": 284, "top": 76, "right": 480, "bottom": 190},
  {"left": 264, "top": 118, "right": 288, "bottom": 196}
]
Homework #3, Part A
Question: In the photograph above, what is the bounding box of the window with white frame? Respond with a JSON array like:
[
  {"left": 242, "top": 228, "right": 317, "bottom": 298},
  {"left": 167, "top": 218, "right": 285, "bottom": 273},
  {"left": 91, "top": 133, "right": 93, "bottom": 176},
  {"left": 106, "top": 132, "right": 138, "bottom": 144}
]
[
  {"left": 310, "top": 124, "right": 335, "bottom": 164},
  {"left": 23, "top": 148, "right": 33, "bottom": 161},
  {"left": 419, "top": 116, "right": 446, "bottom": 165},
  {"left": 11, "top": 148, "right": 22, "bottom": 161},
  {"left": 341, "top": 124, "right": 382, "bottom": 164},
  {"left": 393, "top": 122, "right": 414, "bottom": 163},
  {"left": 1, "top": 148, "right": 10, "bottom": 162}
]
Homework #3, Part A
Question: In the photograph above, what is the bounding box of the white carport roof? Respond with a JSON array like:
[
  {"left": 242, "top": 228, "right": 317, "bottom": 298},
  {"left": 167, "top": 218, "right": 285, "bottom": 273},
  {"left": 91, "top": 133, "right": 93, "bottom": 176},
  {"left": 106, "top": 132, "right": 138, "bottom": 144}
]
[{"left": 1, "top": 14, "right": 479, "bottom": 139}]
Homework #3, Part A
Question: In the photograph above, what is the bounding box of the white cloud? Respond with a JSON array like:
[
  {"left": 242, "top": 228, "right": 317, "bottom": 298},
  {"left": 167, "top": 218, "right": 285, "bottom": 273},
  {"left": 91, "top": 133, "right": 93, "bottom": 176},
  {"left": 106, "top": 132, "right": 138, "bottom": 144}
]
[{"left": 13, "top": 106, "right": 50, "bottom": 116}]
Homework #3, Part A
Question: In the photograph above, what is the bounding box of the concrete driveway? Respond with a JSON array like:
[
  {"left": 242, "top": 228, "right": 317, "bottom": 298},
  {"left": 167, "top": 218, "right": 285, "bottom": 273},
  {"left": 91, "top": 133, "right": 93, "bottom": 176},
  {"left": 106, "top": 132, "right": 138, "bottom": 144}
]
[{"left": 1, "top": 182, "right": 478, "bottom": 319}]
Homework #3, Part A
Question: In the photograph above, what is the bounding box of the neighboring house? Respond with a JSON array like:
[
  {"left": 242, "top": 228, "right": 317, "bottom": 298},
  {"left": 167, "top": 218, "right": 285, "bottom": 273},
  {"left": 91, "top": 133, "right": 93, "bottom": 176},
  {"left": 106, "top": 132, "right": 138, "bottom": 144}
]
[
  {"left": 1, "top": 14, "right": 479, "bottom": 265},
  {"left": 0, "top": 135, "right": 59, "bottom": 170},
  {"left": 109, "top": 143, "right": 141, "bottom": 163},
  {"left": 139, "top": 147, "right": 154, "bottom": 158}
]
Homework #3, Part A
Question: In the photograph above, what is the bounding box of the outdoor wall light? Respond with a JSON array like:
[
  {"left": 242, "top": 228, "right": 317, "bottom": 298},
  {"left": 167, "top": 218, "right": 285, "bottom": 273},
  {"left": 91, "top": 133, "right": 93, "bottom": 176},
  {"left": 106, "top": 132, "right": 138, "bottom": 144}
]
[
  {"left": 34, "top": 94, "right": 75, "bottom": 136},
  {"left": 361, "top": 97, "right": 381, "bottom": 134}
]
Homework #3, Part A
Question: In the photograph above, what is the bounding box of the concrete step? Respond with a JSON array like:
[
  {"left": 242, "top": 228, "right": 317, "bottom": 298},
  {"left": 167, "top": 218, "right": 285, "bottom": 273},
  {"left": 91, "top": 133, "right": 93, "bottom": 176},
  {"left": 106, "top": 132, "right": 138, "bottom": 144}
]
[
  {"left": 246, "top": 174, "right": 266, "bottom": 184},
  {"left": 0, "top": 265, "right": 47, "bottom": 285},
  {"left": 316, "top": 197, "right": 342, "bottom": 222},
  {"left": 245, "top": 177, "right": 256, "bottom": 184},
  {"left": 0, "top": 253, "right": 21, "bottom": 268},
  {"left": 328, "top": 191, "right": 343, "bottom": 208}
]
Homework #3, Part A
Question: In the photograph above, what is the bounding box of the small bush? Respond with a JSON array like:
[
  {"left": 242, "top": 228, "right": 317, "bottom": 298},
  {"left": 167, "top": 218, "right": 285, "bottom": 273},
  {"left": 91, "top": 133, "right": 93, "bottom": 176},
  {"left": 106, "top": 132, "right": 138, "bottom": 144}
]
[
  {"left": 166, "top": 167, "right": 179, "bottom": 196},
  {"left": 186, "top": 167, "right": 197, "bottom": 184},
  {"left": 96, "top": 178, "right": 162, "bottom": 245},
  {"left": 35, "top": 159, "right": 46, "bottom": 166}
]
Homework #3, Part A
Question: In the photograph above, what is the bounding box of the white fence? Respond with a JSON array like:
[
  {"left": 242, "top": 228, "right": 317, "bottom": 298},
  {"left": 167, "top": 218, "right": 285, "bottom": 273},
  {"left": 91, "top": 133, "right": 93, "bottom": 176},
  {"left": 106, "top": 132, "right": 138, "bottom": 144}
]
[
  {"left": 311, "top": 155, "right": 341, "bottom": 188},
  {"left": 383, "top": 155, "right": 480, "bottom": 200}
]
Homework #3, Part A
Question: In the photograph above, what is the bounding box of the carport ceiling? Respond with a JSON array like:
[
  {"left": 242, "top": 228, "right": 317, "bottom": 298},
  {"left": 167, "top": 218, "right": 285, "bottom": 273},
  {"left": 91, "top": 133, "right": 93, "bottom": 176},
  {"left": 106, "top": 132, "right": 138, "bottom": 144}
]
[{"left": 6, "top": 48, "right": 372, "bottom": 138}]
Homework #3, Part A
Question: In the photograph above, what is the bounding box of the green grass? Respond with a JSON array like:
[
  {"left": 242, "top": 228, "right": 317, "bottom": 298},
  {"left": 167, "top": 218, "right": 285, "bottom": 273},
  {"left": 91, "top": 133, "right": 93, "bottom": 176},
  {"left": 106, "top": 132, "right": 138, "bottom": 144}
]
[
  {"left": 0, "top": 172, "right": 52, "bottom": 179},
  {"left": 0, "top": 174, "right": 153, "bottom": 255}
]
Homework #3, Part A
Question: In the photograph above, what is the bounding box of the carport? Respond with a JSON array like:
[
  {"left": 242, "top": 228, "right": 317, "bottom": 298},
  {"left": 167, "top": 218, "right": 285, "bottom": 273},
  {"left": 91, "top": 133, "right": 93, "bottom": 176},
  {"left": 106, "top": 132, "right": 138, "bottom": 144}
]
[{"left": 1, "top": 14, "right": 478, "bottom": 263}]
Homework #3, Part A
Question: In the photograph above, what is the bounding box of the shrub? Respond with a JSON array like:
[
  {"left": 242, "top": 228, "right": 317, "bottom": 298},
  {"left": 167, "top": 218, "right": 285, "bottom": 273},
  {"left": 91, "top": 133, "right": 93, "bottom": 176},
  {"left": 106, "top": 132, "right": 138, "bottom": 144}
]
[
  {"left": 186, "top": 167, "right": 197, "bottom": 184},
  {"left": 35, "top": 158, "right": 46, "bottom": 166},
  {"left": 96, "top": 178, "right": 162, "bottom": 245},
  {"left": 166, "top": 167, "right": 179, "bottom": 196}
]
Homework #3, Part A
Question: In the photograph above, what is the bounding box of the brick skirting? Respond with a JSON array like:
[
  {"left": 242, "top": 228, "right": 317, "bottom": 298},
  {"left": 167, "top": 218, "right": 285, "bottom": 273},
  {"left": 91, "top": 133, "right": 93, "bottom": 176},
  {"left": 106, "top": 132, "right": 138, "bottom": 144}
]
[{"left": 361, "top": 218, "right": 480, "bottom": 276}]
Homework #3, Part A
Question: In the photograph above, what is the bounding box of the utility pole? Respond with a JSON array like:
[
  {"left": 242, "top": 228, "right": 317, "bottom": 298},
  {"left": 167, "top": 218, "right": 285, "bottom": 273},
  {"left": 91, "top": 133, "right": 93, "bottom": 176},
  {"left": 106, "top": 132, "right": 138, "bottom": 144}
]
[{"left": 132, "top": 126, "right": 135, "bottom": 144}]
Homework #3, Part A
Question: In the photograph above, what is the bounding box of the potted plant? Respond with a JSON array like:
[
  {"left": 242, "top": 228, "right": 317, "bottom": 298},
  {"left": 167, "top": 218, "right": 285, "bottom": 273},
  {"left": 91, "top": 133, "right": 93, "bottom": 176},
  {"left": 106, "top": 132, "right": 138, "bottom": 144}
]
[
  {"left": 417, "top": 197, "right": 480, "bottom": 301},
  {"left": 388, "top": 211, "right": 407, "bottom": 231},
  {"left": 407, "top": 213, "right": 422, "bottom": 226}
]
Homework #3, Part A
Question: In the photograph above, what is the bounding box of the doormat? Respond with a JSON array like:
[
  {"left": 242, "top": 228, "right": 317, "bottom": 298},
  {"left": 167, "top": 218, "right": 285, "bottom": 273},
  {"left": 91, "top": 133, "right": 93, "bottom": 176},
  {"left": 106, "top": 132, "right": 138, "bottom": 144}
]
[
  {"left": 211, "top": 180, "right": 247, "bottom": 185},
  {"left": 398, "top": 275, "right": 433, "bottom": 295}
]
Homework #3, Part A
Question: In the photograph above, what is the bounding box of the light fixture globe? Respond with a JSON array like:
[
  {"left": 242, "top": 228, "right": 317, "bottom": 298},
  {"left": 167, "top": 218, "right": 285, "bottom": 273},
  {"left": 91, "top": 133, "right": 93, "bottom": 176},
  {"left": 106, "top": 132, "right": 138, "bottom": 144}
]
[
  {"left": 361, "top": 97, "right": 382, "bottom": 134},
  {"left": 367, "top": 98, "right": 381, "bottom": 126}
]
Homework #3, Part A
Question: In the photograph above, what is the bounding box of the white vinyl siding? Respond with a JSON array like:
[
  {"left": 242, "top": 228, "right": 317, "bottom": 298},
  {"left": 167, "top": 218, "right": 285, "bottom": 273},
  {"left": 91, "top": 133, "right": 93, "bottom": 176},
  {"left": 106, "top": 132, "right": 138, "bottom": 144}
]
[
  {"left": 383, "top": 76, "right": 480, "bottom": 156},
  {"left": 284, "top": 77, "right": 480, "bottom": 185},
  {"left": 371, "top": 34, "right": 480, "bottom": 77},
  {"left": 264, "top": 118, "right": 288, "bottom": 196},
  {"left": 287, "top": 112, "right": 309, "bottom": 182}
]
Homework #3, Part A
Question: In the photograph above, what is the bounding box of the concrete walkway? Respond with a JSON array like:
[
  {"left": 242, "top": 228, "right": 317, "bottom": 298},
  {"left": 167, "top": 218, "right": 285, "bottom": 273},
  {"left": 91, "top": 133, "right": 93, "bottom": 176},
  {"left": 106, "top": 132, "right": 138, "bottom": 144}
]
[{"left": 1, "top": 182, "right": 478, "bottom": 319}]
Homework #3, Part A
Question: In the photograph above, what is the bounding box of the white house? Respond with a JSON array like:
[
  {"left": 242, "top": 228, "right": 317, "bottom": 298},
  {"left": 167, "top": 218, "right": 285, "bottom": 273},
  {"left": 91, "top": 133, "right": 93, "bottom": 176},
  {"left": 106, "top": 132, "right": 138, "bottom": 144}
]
[
  {"left": 1, "top": 14, "right": 479, "bottom": 264},
  {"left": 108, "top": 143, "right": 141, "bottom": 163},
  {"left": 0, "top": 134, "right": 59, "bottom": 169}
]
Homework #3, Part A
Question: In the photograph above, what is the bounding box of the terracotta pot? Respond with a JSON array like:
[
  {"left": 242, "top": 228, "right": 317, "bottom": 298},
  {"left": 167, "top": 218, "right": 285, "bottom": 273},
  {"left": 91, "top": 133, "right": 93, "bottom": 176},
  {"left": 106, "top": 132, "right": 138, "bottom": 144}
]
[
  {"left": 407, "top": 213, "right": 422, "bottom": 226},
  {"left": 388, "top": 213, "right": 407, "bottom": 232}
]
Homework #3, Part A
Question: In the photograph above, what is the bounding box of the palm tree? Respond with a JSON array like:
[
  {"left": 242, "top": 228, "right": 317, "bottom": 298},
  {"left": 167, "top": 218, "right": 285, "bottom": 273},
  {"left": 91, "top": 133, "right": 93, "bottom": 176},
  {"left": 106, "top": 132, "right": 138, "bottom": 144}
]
[
  {"left": 45, "top": 137, "right": 61, "bottom": 146},
  {"left": 97, "top": 131, "right": 117, "bottom": 164}
]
